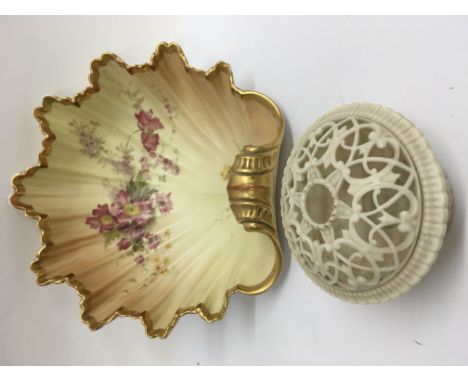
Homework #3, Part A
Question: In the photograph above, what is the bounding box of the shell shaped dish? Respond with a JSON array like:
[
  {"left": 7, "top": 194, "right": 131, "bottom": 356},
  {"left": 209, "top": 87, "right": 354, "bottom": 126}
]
[
  {"left": 11, "top": 43, "right": 284, "bottom": 337},
  {"left": 281, "top": 103, "right": 452, "bottom": 303}
]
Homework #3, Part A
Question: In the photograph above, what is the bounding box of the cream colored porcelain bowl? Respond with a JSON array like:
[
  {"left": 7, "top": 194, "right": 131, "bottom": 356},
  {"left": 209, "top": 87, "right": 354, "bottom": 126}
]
[
  {"left": 281, "top": 103, "right": 452, "bottom": 303},
  {"left": 11, "top": 43, "right": 284, "bottom": 338}
]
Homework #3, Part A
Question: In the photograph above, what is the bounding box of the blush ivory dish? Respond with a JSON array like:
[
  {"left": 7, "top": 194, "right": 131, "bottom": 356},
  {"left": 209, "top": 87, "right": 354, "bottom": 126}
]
[
  {"left": 10, "top": 43, "right": 284, "bottom": 338},
  {"left": 281, "top": 103, "right": 452, "bottom": 304}
]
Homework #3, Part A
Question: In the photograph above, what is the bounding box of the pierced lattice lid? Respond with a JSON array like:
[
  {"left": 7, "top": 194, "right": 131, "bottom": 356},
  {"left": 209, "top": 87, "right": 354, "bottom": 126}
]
[{"left": 281, "top": 103, "right": 452, "bottom": 303}]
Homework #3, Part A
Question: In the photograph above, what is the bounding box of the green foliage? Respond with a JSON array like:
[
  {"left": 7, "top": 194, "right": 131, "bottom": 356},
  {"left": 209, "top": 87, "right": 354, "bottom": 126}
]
[
  {"left": 126, "top": 171, "right": 157, "bottom": 201},
  {"left": 132, "top": 239, "right": 145, "bottom": 252},
  {"left": 104, "top": 228, "right": 120, "bottom": 247}
]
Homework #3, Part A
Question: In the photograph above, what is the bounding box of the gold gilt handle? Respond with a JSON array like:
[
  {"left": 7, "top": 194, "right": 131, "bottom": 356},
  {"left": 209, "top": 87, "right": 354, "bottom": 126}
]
[{"left": 227, "top": 146, "right": 280, "bottom": 233}]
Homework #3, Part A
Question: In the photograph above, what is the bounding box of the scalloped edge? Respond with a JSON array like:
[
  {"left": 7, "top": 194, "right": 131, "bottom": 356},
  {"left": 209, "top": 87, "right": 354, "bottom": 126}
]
[
  {"left": 9, "top": 42, "right": 284, "bottom": 338},
  {"left": 281, "top": 102, "right": 452, "bottom": 304}
]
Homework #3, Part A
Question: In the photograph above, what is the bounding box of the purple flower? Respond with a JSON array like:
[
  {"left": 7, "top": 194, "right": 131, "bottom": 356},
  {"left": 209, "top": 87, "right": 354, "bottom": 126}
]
[
  {"left": 130, "top": 225, "right": 145, "bottom": 240},
  {"left": 140, "top": 132, "right": 159, "bottom": 157},
  {"left": 135, "top": 110, "right": 164, "bottom": 132},
  {"left": 85, "top": 204, "right": 115, "bottom": 233},
  {"left": 144, "top": 233, "right": 161, "bottom": 251},
  {"left": 156, "top": 155, "right": 180, "bottom": 175},
  {"left": 117, "top": 237, "right": 131, "bottom": 251},
  {"left": 135, "top": 110, "right": 165, "bottom": 156},
  {"left": 110, "top": 190, "right": 153, "bottom": 226},
  {"left": 155, "top": 192, "right": 173, "bottom": 214}
]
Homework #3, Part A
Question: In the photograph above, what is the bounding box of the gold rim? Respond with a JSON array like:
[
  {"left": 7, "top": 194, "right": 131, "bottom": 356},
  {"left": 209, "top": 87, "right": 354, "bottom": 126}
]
[{"left": 9, "top": 42, "right": 285, "bottom": 338}]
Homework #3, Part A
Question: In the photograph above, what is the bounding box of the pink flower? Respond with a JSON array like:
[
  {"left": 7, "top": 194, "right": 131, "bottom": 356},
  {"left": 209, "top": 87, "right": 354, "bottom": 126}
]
[
  {"left": 111, "top": 190, "right": 153, "bottom": 226},
  {"left": 115, "top": 221, "right": 131, "bottom": 233},
  {"left": 135, "top": 110, "right": 164, "bottom": 132},
  {"left": 85, "top": 204, "right": 115, "bottom": 233},
  {"left": 144, "top": 233, "right": 161, "bottom": 251},
  {"left": 155, "top": 192, "right": 173, "bottom": 214},
  {"left": 117, "top": 237, "right": 131, "bottom": 251},
  {"left": 134, "top": 255, "right": 145, "bottom": 265},
  {"left": 135, "top": 110, "right": 165, "bottom": 156},
  {"left": 130, "top": 225, "right": 145, "bottom": 240},
  {"left": 140, "top": 131, "right": 159, "bottom": 156},
  {"left": 156, "top": 155, "right": 180, "bottom": 175}
]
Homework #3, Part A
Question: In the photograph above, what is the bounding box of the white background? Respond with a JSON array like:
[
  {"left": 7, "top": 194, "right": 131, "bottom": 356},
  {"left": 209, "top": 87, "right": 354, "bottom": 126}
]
[{"left": 0, "top": 16, "right": 467, "bottom": 365}]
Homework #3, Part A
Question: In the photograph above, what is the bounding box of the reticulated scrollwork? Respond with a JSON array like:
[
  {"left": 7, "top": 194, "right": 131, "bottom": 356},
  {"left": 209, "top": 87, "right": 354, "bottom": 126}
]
[{"left": 282, "top": 116, "right": 422, "bottom": 292}]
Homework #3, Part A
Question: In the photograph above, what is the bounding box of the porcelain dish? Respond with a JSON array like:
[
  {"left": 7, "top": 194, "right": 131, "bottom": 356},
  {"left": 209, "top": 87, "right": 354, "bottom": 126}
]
[{"left": 11, "top": 43, "right": 284, "bottom": 337}]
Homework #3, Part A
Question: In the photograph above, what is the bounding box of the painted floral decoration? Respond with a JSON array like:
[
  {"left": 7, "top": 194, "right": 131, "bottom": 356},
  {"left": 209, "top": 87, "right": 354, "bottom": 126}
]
[
  {"left": 71, "top": 90, "right": 180, "bottom": 269},
  {"left": 10, "top": 44, "right": 285, "bottom": 338}
]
